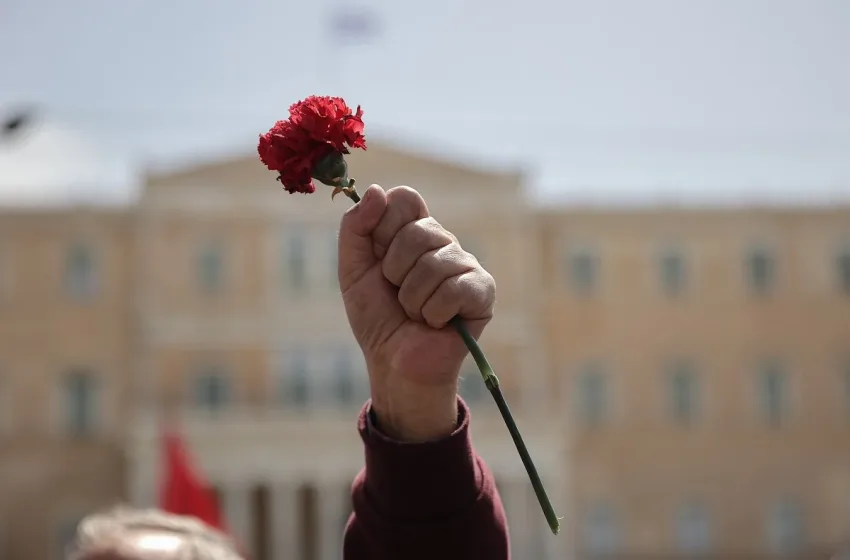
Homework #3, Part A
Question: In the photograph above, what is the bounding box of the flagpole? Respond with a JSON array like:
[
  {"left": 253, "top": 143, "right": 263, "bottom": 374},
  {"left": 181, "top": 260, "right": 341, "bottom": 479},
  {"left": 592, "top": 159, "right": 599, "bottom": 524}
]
[
  {"left": 325, "top": 1, "right": 380, "bottom": 97},
  {"left": 328, "top": 0, "right": 346, "bottom": 97}
]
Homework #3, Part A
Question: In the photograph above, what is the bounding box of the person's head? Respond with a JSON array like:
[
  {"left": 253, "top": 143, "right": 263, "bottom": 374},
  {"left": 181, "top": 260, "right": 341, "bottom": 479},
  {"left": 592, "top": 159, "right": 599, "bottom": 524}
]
[{"left": 66, "top": 507, "right": 243, "bottom": 560}]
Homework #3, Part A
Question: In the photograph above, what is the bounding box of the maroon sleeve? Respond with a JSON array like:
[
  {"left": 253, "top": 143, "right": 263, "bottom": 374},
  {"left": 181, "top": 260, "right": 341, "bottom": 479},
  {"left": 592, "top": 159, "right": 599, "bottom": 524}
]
[{"left": 343, "top": 397, "right": 510, "bottom": 560}]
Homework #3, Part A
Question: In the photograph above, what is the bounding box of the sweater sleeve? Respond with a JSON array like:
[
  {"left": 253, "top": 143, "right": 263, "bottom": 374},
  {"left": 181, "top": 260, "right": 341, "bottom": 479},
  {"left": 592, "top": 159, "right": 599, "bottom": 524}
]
[{"left": 343, "top": 397, "right": 510, "bottom": 560}]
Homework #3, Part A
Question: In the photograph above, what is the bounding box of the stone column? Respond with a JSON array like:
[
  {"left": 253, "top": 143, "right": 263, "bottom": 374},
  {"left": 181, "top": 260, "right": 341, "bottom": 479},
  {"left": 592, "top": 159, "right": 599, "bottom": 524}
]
[
  {"left": 317, "top": 481, "right": 348, "bottom": 560},
  {"left": 136, "top": 479, "right": 156, "bottom": 509},
  {"left": 222, "top": 482, "right": 253, "bottom": 558},
  {"left": 269, "top": 482, "right": 298, "bottom": 560},
  {"left": 127, "top": 465, "right": 154, "bottom": 509}
]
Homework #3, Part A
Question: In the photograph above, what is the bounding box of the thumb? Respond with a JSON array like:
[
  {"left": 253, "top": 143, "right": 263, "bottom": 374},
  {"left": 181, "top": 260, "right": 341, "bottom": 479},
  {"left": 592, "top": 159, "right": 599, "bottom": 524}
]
[{"left": 338, "top": 184, "right": 388, "bottom": 292}]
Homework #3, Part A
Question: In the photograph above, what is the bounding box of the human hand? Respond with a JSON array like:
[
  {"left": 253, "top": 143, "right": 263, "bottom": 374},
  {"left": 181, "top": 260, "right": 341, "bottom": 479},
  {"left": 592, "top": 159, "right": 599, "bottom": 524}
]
[{"left": 337, "top": 185, "right": 496, "bottom": 442}]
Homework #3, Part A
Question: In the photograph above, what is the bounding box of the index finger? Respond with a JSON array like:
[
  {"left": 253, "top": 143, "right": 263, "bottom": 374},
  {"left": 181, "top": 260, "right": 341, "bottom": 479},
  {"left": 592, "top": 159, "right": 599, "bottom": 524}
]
[{"left": 370, "top": 186, "right": 429, "bottom": 259}]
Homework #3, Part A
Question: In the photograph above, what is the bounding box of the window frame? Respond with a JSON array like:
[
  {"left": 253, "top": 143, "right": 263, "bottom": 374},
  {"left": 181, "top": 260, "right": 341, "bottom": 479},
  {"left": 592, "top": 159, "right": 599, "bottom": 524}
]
[
  {"left": 745, "top": 244, "right": 777, "bottom": 296},
  {"left": 63, "top": 368, "right": 100, "bottom": 438},
  {"left": 667, "top": 360, "right": 699, "bottom": 425},
  {"left": 575, "top": 363, "right": 608, "bottom": 427},
  {"left": 331, "top": 347, "right": 355, "bottom": 406},
  {"left": 565, "top": 245, "right": 600, "bottom": 297},
  {"left": 656, "top": 245, "right": 689, "bottom": 297},
  {"left": 674, "top": 500, "right": 712, "bottom": 553},
  {"left": 757, "top": 360, "right": 789, "bottom": 427},
  {"left": 192, "top": 365, "right": 231, "bottom": 412},
  {"left": 582, "top": 500, "right": 621, "bottom": 556},
  {"left": 766, "top": 497, "right": 805, "bottom": 554},
  {"left": 196, "top": 238, "right": 225, "bottom": 294},
  {"left": 63, "top": 241, "right": 99, "bottom": 301},
  {"left": 278, "top": 348, "right": 310, "bottom": 408},
  {"left": 282, "top": 227, "right": 308, "bottom": 293},
  {"left": 836, "top": 246, "right": 850, "bottom": 295}
]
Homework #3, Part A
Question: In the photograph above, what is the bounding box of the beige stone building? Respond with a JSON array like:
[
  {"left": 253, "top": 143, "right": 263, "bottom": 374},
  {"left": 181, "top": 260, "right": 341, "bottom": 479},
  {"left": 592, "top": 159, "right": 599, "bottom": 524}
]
[
  {"left": 538, "top": 208, "right": 850, "bottom": 558},
  {"left": 0, "top": 140, "right": 849, "bottom": 559},
  {"left": 126, "top": 146, "right": 566, "bottom": 560},
  {"left": 0, "top": 208, "right": 134, "bottom": 559}
]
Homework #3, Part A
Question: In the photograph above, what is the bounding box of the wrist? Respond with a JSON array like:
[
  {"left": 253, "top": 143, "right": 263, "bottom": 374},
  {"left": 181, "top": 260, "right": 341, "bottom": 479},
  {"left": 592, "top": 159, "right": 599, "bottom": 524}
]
[{"left": 369, "top": 377, "right": 458, "bottom": 443}]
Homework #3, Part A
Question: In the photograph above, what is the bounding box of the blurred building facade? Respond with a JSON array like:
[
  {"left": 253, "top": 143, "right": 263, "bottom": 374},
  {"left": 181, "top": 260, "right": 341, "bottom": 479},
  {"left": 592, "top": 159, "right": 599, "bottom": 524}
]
[
  {"left": 0, "top": 143, "right": 848, "bottom": 559},
  {"left": 538, "top": 208, "right": 850, "bottom": 559},
  {"left": 125, "top": 147, "right": 565, "bottom": 560},
  {"left": 0, "top": 209, "right": 134, "bottom": 559}
]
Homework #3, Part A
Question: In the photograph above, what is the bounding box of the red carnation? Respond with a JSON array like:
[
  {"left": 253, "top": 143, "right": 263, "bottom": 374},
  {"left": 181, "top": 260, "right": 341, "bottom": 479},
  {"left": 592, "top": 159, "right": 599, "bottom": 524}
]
[{"left": 258, "top": 96, "right": 367, "bottom": 194}]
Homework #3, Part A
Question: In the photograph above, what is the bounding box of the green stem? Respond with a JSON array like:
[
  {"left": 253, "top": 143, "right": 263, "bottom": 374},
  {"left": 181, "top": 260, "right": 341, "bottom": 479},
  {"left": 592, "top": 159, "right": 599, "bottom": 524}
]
[
  {"left": 449, "top": 317, "right": 560, "bottom": 535},
  {"left": 340, "top": 181, "right": 560, "bottom": 535}
]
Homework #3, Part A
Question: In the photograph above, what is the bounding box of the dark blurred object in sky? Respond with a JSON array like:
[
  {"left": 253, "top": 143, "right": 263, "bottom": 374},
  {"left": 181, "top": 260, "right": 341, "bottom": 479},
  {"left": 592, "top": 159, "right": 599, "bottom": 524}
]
[
  {"left": 0, "top": 107, "right": 40, "bottom": 147},
  {"left": 2, "top": 109, "right": 33, "bottom": 139},
  {"left": 328, "top": 5, "right": 381, "bottom": 45}
]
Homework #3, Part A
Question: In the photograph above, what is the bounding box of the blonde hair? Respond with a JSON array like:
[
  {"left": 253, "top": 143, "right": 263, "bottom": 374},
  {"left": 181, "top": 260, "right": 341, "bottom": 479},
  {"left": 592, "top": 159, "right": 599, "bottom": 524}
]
[{"left": 66, "top": 506, "right": 243, "bottom": 560}]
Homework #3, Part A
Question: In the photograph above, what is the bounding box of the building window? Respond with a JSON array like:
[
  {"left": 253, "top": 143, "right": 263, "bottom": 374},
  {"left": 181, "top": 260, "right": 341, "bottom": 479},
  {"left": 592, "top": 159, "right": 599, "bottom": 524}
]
[
  {"left": 582, "top": 502, "right": 620, "bottom": 556},
  {"left": 280, "top": 350, "right": 309, "bottom": 406},
  {"left": 837, "top": 249, "right": 850, "bottom": 295},
  {"left": 64, "top": 243, "right": 98, "bottom": 300},
  {"left": 193, "top": 367, "right": 230, "bottom": 411},
  {"left": 674, "top": 501, "right": 711, "bottom": 553},
  {"left": 566, "top": 249, "right": 598, "bottom": 296},
  {"left": 668, "top": 360, "right": 698, "bottom": 425},
  {"left": 0, "top": 249, "right": 7, "bottom": 302},
  {"left": 576, "top": 364, "right": 607, "bottom": 427},
  {"left": 758, "top": 361, "right": 788, "bottom": 426},
  {"left": 197, "top": 240, "right": 224, "bottom": 293},
  {"left": 842, "top": 365, "right": 850, "bottom": 414},
  {"left": 332, "top": 348, "right": 354, "bottom": 405},
  {"left": 283, "top": 229, "right": 307, "bottom": 292},
  {"left": 658, "top": 248, "right": 687, "bottom": 296},
  {"left": 746, "top": 247, "right": 775, "bottom": 295},
  {"left": 459, "top": 360, "right": 487, "bottom": 404},
  {"left": 767, "top": 498, "right": 805, "bottom": 554},
  {"left": 0, "top": 373, "right": 10, "bottom": 433},
  {"left": 64, "top": 370, "right": 98, "bottom": 437}
]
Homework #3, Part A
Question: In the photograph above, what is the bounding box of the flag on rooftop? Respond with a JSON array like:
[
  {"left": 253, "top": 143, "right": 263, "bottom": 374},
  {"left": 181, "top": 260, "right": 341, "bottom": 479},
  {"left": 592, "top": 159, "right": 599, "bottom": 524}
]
[{"left": 328, "top": 5, "right": 381, "bottom": 44}]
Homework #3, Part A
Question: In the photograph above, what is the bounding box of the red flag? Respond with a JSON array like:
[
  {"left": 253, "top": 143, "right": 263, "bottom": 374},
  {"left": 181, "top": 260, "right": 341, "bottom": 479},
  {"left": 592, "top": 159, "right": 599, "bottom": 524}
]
[{"left": 159, "top": 431, "right": 227, "bottom": 532}]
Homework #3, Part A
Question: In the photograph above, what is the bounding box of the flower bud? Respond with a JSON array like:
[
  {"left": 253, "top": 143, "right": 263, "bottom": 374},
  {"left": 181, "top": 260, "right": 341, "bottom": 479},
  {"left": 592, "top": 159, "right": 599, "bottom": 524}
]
[{"left": 312, "top": 151, "right": 349, "bottom": 187}]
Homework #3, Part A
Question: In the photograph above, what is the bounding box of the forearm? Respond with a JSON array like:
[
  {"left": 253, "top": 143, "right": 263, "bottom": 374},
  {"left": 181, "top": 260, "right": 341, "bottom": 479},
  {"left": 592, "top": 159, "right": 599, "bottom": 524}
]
[{"left": 343, "top": 398, "right": 510, "bottom": 560}]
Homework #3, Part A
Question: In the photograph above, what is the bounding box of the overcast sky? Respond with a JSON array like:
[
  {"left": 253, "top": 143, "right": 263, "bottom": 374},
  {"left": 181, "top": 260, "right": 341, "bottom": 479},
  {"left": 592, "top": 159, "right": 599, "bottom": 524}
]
[{"left": 0, "top": 0, "right": 848, "bottom": 205}]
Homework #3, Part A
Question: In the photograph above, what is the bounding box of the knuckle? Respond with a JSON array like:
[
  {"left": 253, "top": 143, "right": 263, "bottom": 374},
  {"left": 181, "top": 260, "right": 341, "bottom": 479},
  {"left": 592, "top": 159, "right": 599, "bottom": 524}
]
[
  {"left": 401, "top": 218, "right": 448, "bottom": 248},
  {"left": 417, "top": 249, "right": 442, "bottom": 275},
  {"left": 476, "top": 269, "right": 497, "bottom": 300},
  {"left": 433, "top": 275, "right": 462, "bottom": 307},
  {"left": 386, "top": 185, "right": 423, "bottom": 210},
  {"left": 445, "top": 242, "right": 476, "bottom": 268},
  {"left": 458, "top": 270, "right": 494, "bottom": 307},
  {"left": 386, "top": 185, "right": 417, "bottom": 198},
  {"left": 446, "top": 276, "right": 465, "bottom": 301}
]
